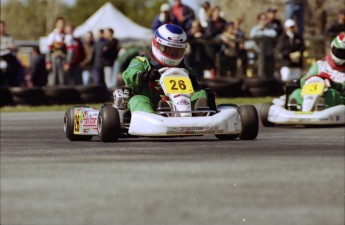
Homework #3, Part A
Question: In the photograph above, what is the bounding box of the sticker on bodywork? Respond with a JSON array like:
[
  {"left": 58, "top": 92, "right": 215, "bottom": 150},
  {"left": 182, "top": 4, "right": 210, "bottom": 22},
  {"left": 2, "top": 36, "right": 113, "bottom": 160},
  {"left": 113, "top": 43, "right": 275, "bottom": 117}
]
[{"left": 74, "top": 109, "right": 81, "bottom": 134}]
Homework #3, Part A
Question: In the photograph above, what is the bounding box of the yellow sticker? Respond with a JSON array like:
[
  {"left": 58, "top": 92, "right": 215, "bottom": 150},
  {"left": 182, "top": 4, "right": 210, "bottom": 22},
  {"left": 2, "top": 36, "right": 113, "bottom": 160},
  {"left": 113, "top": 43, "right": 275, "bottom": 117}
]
[
  {"left": 294, "top": 111, "right": 313, "bottom": 114},
  {"left": 301, "top": 82, "right": 324, "bottom": 96},
  {"left": 163, "top": 76, "right": 194, "bottom": 94},
  {"left": 136, "top": 56, "right": 146, "bottom": 62},
  {"left": 74, "top": 110, "right": 81, "bottom": 134}
]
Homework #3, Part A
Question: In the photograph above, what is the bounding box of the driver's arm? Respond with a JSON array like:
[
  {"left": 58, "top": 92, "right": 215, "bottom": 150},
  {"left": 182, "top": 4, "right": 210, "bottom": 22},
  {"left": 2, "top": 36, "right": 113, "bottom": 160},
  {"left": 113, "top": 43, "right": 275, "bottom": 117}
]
[
  {"left": 300, "top": 62, "right": 319, "bottom": 86},
  {"left": 123, "top": 56, "right": 150, "bottom": 89}
]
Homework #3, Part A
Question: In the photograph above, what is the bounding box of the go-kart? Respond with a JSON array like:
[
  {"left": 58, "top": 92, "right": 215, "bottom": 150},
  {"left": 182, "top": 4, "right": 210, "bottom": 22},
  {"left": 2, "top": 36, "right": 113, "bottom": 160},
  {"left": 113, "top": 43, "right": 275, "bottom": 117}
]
[
  {"left": 64, "top": 67, "right": 259, "bottom": 142},
  {"left": 260, "top": 74, "right": 345, "bottom": 126}
]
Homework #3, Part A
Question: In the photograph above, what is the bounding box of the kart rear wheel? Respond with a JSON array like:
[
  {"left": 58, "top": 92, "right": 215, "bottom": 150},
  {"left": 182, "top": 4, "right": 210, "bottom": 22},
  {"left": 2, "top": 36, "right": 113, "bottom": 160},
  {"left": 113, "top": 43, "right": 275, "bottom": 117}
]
[
  {"left": 238, "top": 105, "right": 259, "bottom": 140},
  {"left": 64, "top": 107, "right": 93, "bottom": 141},
  {"left": 98, "top": 105, "right": 120, "bottom": 142},
  {"left": 260, "top": 103, "right": 274, "bottom": 127}
]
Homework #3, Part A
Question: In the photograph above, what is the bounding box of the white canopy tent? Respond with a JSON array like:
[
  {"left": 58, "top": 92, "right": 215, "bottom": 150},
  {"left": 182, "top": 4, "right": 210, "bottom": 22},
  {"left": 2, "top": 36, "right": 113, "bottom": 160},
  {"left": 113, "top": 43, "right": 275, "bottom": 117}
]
[{"left": 74, "top": 2, "right": 152, "bottom": 41}]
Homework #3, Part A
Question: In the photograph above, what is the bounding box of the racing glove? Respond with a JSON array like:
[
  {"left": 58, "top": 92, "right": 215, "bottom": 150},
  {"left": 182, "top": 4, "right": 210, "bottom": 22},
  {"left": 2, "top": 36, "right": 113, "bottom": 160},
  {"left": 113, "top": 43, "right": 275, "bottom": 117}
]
[
  {"left": 139, "top": 68, "right": 160, "bottom": 82},
  {"left": 331, "top": 82, "right": 345, "bottom": 95}
]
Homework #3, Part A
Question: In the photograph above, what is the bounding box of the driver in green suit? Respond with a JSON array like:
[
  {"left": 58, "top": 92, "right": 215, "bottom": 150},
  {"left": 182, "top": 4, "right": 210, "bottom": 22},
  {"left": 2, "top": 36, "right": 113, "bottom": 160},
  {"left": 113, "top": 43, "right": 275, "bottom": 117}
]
[
  {"left": 122, "top": 24, "right": 209, "bottom": 114},
  {"left": 289, "top": 34, "right": 345, "bottom": 107}
]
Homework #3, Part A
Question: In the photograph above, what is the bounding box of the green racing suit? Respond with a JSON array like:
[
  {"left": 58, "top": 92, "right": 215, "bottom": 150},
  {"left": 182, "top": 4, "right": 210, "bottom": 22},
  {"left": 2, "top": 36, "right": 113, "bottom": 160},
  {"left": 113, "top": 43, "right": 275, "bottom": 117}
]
[
  {"left": 289, "top": 57, "right": 345, "bottom": 107},
  {"left": 122, "top": 52, "right": 208, "bottom": 113}
]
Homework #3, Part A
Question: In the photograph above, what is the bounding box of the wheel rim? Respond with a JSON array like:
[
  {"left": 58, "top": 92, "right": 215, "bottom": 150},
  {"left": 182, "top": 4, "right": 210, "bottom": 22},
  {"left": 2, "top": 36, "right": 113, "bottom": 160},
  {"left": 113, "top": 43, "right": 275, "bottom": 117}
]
[
  {"left": 63, "top": 115, "right": 67, "bottom": 133},
  {"left": 97, "top": 116, "right": 102, "bottom": 135}
]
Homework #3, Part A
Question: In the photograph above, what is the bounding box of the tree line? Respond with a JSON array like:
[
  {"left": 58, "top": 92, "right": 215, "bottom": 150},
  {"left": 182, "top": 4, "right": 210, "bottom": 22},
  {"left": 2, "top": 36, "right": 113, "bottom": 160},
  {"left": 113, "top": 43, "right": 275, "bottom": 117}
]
[{"left": 1, "top": 0, "right": 165, "bottom": 40}]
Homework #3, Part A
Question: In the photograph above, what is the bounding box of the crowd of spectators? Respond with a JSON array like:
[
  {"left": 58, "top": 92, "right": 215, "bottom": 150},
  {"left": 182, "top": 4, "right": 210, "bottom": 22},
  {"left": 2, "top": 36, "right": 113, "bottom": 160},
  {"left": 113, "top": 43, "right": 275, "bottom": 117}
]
[
  {"left": 1, "top": 1, "right": 344, "bottom": 89},
  {"left": 45, "top": 17, "right": 120, "bottom": 88},
  {"left": 151, "top": 1, "right": 300, "bottom": 80},
  {"left": 1, "top": 17, "right": 120, "bottom": 88},
  {"left": 0, "top": 20, "right": 25, "bottom": 87}
]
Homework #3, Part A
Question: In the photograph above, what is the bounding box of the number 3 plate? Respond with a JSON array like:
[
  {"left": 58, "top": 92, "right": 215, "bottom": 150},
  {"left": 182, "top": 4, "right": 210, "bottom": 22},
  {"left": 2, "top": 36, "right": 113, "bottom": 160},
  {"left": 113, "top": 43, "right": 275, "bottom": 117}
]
[
  {"left": 301, "top": 82, "right": 324, "bottom": 96},
  {"left": 163, "top": 77, "right": 194, "bottom": 94}
]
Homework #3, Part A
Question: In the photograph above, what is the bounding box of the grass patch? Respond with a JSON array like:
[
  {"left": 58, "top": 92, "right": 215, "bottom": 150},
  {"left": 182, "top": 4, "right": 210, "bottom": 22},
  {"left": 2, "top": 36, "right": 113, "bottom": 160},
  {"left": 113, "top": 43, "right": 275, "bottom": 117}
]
[
  {"left": 0, "top": 104, "right": 104, "bottom": 113},
  {"left": 0, "top": 97, "right": 274, "bottom": 113},
  {"left": 216, "top": 97, "right": 274, "bottom": 105}
]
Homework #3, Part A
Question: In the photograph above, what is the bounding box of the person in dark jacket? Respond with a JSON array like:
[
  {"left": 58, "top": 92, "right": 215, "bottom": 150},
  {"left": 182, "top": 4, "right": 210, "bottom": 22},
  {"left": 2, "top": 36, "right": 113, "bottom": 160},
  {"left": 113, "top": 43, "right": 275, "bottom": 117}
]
[
  {"left": 92, "top": 29, "right": 107, "bottom": 85},
  {"left": 80, "top": 31, "right": 94, "bottom": 85},
  {"left": 277, "top": 19, "right": 305, "bottom": 82},
  {"left": 102, "top": 28, "right": 120, "bottom": 88},
  {"left": 204, "top": 6, "right": 227, "bottom": 39},
  {"left": 266, "top": 7, "right": 283, "bottom": 37},
  {"left": 171, "top": 0, "right": 195, "bottom": 31},
  {"left": 326, "top": 9, "right": 345, "bottom": 39},
  {"left": 64, "top": 24, "right": 83, "bottom": 86},
  {"left": 30, "top": 46, "right": 48, "bottom": 86},
  {"left": 152, "top": 3, "right": 179, "bottom": 31}
]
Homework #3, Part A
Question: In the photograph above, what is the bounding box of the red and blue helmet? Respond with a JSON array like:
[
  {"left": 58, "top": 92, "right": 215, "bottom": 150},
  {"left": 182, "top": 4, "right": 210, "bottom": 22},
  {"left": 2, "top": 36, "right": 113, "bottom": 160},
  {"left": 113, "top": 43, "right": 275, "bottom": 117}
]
[{"left": 152, "top": 24, "right": 188, "bottom": 66}]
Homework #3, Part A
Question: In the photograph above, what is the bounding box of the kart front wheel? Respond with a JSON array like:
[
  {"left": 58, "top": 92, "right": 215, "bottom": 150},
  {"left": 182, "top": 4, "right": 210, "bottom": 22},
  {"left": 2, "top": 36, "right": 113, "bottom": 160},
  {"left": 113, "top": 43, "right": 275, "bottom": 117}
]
[
  {"left": 64, "top": 107, "right": 92, "bottom": 141},
  {"left": 260, "top": 103, "right": 274, "bottom": 127},
  {"left": 238, "top": 105, "right": 259, "bottom": 140},
  {"left": 98, "top": 105, "right": 120, "bottom": 142}
]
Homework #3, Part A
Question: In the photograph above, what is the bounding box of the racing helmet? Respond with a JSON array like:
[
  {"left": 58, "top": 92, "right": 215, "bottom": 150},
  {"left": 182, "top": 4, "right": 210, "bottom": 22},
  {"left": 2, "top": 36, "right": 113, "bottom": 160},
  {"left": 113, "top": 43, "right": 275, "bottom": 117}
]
[
  {"left": 330, "top": 33, "right": 345, "bottom": 66},
  {"left": 152, "top": 24, "right": 188, "bottom": 66}
]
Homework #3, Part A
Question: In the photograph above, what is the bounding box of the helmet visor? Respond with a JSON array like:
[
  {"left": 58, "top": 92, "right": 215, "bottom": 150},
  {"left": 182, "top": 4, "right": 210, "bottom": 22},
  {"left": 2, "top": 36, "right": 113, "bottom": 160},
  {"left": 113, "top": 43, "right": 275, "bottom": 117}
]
[
  {"left": 157, "top": 42, "right": 185, "bottom": 58},
  {"left": 332, "top": 47, "right": 345, "bottom": 60}
]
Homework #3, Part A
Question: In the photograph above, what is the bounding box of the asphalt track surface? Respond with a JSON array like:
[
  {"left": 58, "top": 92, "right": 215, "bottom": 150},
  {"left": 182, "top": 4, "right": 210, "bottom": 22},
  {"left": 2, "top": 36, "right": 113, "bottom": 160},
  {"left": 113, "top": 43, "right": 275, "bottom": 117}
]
[{"left": 1, "top": 110, "right": 344, "bottom": 225}]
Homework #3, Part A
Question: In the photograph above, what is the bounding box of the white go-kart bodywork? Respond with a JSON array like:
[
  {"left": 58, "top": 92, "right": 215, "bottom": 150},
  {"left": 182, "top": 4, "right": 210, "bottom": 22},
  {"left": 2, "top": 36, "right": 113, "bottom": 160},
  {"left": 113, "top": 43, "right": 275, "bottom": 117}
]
[
  {"left": 64, "top": 67, "right": 259, "bottom": 141},
  {"left": 261, "top": 76, "right": 345, "bottom": 126}
]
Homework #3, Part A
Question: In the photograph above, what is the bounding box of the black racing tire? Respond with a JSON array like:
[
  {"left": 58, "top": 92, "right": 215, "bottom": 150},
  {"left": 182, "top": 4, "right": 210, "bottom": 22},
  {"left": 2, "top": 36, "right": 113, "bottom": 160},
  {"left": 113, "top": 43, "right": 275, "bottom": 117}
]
[
  {"left": 76, "top": 85, "right": 109, "bottom": 103},
  {"left": 43, "top": 86, "right": 82, "bottom": 105},
  {"left": 260, "top": 103, "right": 275, "bottom": 127},
  {"left": 203, "top": 78, "right": 243, "bottom": 97},
  {"left": 238, "top": 105, "right": 259, "bottom": 140},
  {"left": 244, "top": 78, "right": 283, "bottom": 97},
  {"left": 98, "top": 105, "right": 120, "bottom": 142},
  {"left": 247, "top": 87, "right": 272, "bottom": 97},
  {"left": 243, "top": 77, "right": 277, "bottom": 88},
  {"left": 10, "top": 87, "right": 46, "bottom": 106},
  {"left": 64, "top": 107, "right": 93, "bottom": 141},
  {"left": 0, "top": 86, "right": 14, "bottom": 107}
]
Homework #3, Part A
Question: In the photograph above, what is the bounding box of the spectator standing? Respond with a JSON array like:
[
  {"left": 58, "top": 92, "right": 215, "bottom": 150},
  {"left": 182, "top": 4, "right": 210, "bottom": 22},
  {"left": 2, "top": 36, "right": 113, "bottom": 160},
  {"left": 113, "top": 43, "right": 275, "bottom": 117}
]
[
  {"left": 80, "top": 31, "right": 94, "bottom": 85},
  {"left": 198, "top": 1, "right": 211, "bottom": 28},
  {"left": 64, "top": 24, "right": 84, "bottom": 86},
  {"left": 92, "top": 29, "right": 107, "bottom": 85},
  {"left": 0, "top": 20, "right": 14, "bottom": 57},
  {"left": 233, "top": 18, "right": 245, "bottom": 39},
  {"left": 250, "top": 13, "right": 277, "bottom": 77},
  {"left": 204, "top": 6, "right": 227, "bottom": 39},
  {"left": 102, "top": 28, "right": 120, "bottom": 88},
  {"left": 277, "top": 19, "right": 305, "bottom": 82},
  {"left": 266, "top": 7, "right": 283, "bottom": 37},
  {"left": 202, "top": 6, "right": 227, "bottom": 78},
  {"left": 186, "top": 20, "right": 210, "bottom": 79},
  {"left": 46, "top": 17, "right": 73, "bottom": 85},
  {"left": 0, "top": 20, "right": 22, "bottom": 86},
  {"left": 30, "top": 46, "right": 48, "bottom": 87},
  {"left": 220, "top": 22, "right": 238, "bottom": 77},
  {"left": 171, "top": 0, "right": 195, "bottom": 31},
  {"left": 152, "top": 3, "right": 179, "bottom": 31},
  {"left": 233, "top": 18, "right": 248, "bottom": 76},
  {"left": 285, "top": 0, "right": 305, "bottom": 36},
  {"left": 326, "top": 9, "right": 345, "bottom": 39}
]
